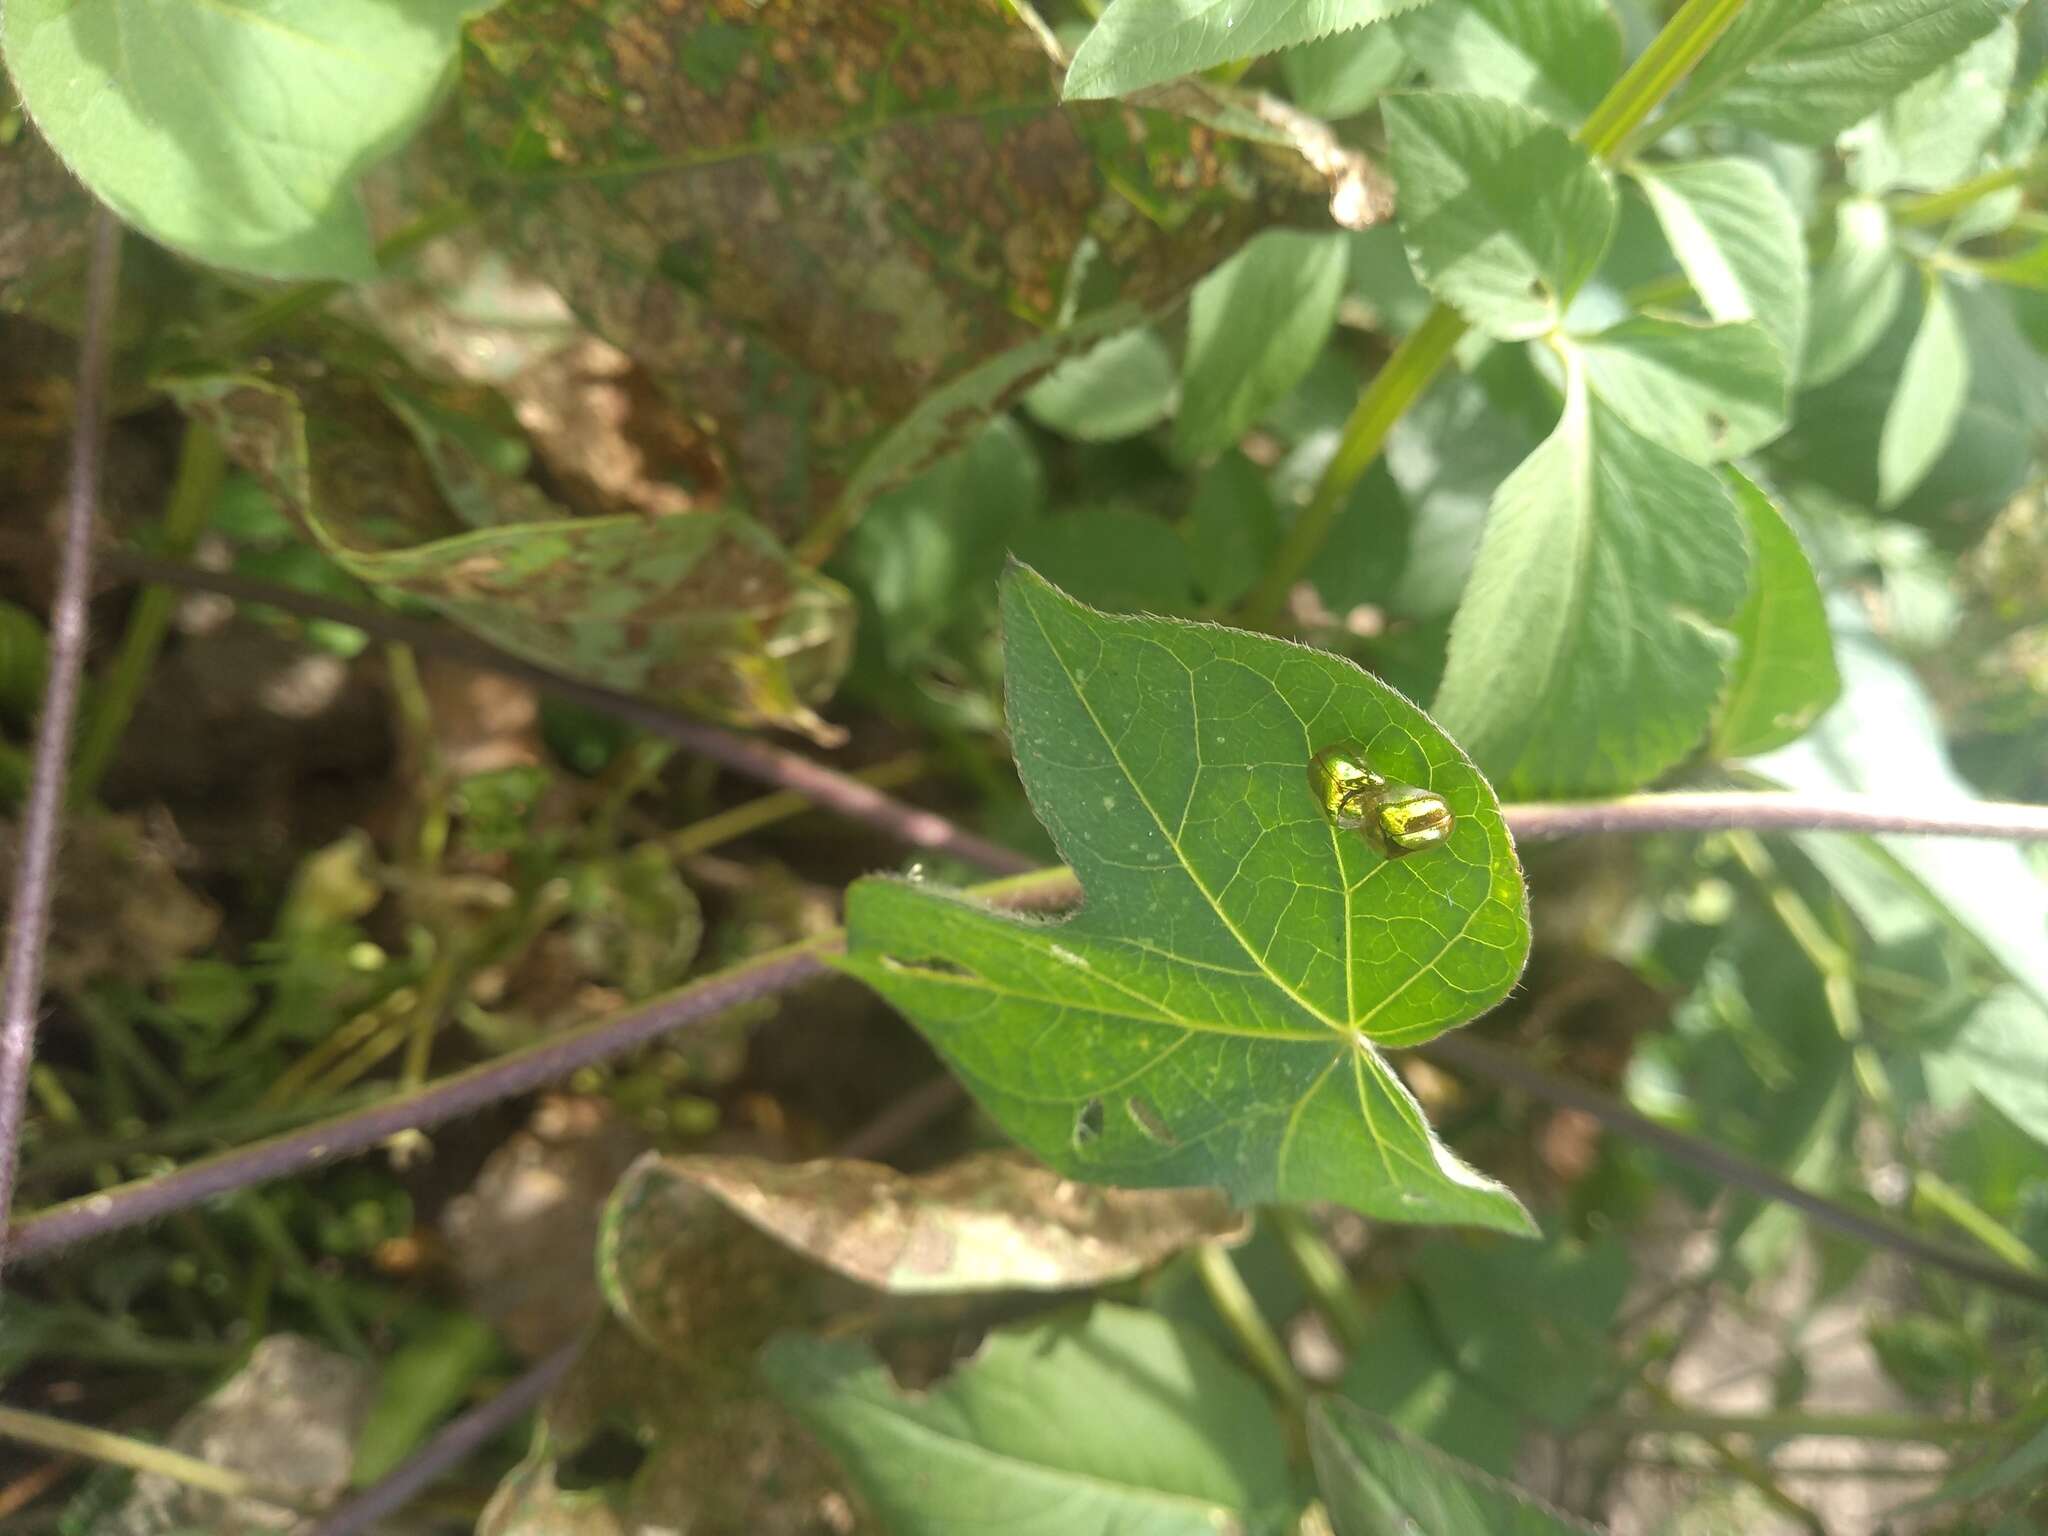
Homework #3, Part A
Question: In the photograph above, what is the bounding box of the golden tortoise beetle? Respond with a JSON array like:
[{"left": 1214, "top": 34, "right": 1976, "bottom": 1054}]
[{"left": 1306, "top": 740, "right": 1455, "bottom": 859}]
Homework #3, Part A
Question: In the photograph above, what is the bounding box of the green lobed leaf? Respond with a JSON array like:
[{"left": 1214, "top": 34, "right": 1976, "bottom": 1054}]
[
  {"left": 1841, "top": 21, "right": 2018, "bottom": 195},
  {"left": 1878, "top": 273, "right": 1971, "bottom": 509},
  {"left": 1394, "top": 0, "right": 1622, "bottom": 125},
  {"left": 1175, "top": 228, "right": 1352, "bottom": 463},
  {"left": 1803, "top": 199, "right": 1906, "bottom": 387},
  {"left": 1063, "top": 0, "right": 1433, "bottom": 102},
  {"left": 1024, "top": 327, "right": 1180, "bottom": 444},
  {"left": 1633, "top": 157, "right": 1809, "bottom": 371},
  {"left": 762, "top": 1304, "right": 1295, "bottom": 1536},
  {"left": 166, "top": 368, "right": 854, "bottom": 740},
  {"left": 1576, "top": 316, "right": 1790, "bottom": 463},
  {"left": 3, "top": 0, "right": 487, "bottom": 280},
  {"left": 1282, "top": 25, "right": 1411, "bottom": 118},
  {"left": 1663, "top": 0, "right": 2024, "bottom": 145},
  {"left": 458, "top": 0, "right": 1326, "bottom": 544},
  {"left": 1433, "top": 366, "right": 1751, "bottom": 798},
  {"left": 1311, "top": 1398, "right": 1609, "bottom": 1536},
  {"left": 1711, "top": 472, "right": 1839, "bottom": 758},
  {"left": 1383, "top": 93, "right": 1617, "bottom": 341},
  {"left": 841, "top": 565, "right": 1534, "bottom": 1231}
]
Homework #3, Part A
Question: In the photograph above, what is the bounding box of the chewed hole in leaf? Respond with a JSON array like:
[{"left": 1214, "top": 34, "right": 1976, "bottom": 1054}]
[
  {"left": 1125, "top": 1096, "right": 1178, "bottom": 1147},
  {"left": 1707, "top": 411, "right": 1730, "bottom": 443},
  {"left": 1072, "top": 1097, "right": 1105, "bottom": 1151}
]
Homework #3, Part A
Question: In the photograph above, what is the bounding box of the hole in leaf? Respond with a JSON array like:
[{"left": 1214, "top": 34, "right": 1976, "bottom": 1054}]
[
  {"left": 1125, "top": 1095, "right": 1178, "bottom": 1146},
  {"left": 1072, "top": 1097, "right": 1104, "bottom": 1150},
  {"left": 1706, "top": 410, "right": 1729, "bottom": 443},
  {"left": 1527, "top": 277, "right": 1551, "bottom": 302},
  {"left": 879, "top": 954, "right": 972, "bottom": 980}
]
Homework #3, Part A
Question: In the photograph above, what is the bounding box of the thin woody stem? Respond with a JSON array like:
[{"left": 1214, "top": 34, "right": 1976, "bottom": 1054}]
[{"left": 0, "top": 211, "right": 123, "bottom": 1284}]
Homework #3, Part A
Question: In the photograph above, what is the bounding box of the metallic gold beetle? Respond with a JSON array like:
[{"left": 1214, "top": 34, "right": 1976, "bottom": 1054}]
[{"left": 1307, "top": 741, "right": 1455, "bottom": 859}]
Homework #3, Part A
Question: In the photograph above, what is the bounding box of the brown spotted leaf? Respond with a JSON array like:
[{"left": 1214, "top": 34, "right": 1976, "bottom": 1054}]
[
  {"left": 611, "top": 1148, "right": 1248, "bottom": 1296},
  {"left": 453, "top": 0, "right": 1332, "bottom": 543},
  {"left": 163, "top": 363, "right": 855, "bottom": 739}
]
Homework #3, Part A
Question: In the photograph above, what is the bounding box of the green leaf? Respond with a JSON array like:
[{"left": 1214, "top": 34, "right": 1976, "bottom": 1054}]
[
  {"left": 1009, "top": 507, "right": 1200, "bottom": 614},
  {"left": 1576, "top": 316, "right": 1790, "bottom": 463},
  {"left": 1939, "top": 987, "right": 2048, "bottom": 1150},
  {"left": 167, "top": 368, "right": 854, "bottom": 740},
  {"left": 1803, "top": 199, "right": 1906, "bottom": 387},
  {"left": 1841, "top": 21, "right": 2018, "bottom": 194},
  {"left": 1383, "top": 93, "right": 1616, "bottom": 341},
  {"left": 762, "top": 1305, "right": 1295, "bottom": 1536},
  {"left": 1311, "top": 1398, "right": 1608, "bottom": 1535},
  {"left": 353, "top": 1313, "right": 501, "bottom": 1486},
  {"left": 1433, "top": 367, "right": 1750, "bottom": 798},
  {"left": 1901, "top": 1415, "right": 2048, "bottom": 1510},
  {"left": 2, "top": 0, "right": 485, "bottom": 280},
  {"left": 460, "top": 0, "right": 1323, "bottom": 543},
  {"left": 1063, "top": 0, "right": 1433, "bottom": 102},
  {"left": 1186, "top": 452, "right": 1283, "bottom": 611},
  {"left": 1878, "top": 274, "right": 1970, "bottom": 509},
  {"left": 1282, "top": 26, "right": 1411, "bottom": 118},
  {"left": 1664, "top": 0, "right": 2024, "bottom": 145},
  {"left": 1753, "top": 617, "right": 2048, "bottom": 1016},
  {"left": 1711, "top": 473, "right": 1839, "bottom": 758},
  {"left": 1394, "top": 0, "right": 1621, "bottom": 124},
  {"left": 1633, "top": 157, "right": 1809, "bottom": 370},
  {"left": 1175, "top": 229, "right": 1351, "bottom": 463},
  {"left": 1339, "top": 1234, "right": 1629, "bottom": 1471},
  {"left": 841, "top": 566, "right": 1533, "bottom": 1231},
  {"left": 1024, "top": 327, "right": 1180, "bottom": 443}
]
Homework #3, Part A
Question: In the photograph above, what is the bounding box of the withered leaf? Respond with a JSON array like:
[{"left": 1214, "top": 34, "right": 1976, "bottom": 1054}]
[
  {"left": 164, "top": 363, "right": 855, "bottom": 740},
  {"left": 607, "top": 1147, "right": 1248, "bottom": 1296},
  {"left": 453, "top": 0, "right": 1333, "bottom": 542}
]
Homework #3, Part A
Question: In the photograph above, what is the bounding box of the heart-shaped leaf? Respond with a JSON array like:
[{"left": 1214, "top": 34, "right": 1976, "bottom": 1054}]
[
  {"left": 840, "top": 566, "right": 1533, "bottom": 1232},
  {"left": 4, "top": 0, "right": 488, "bottom": 280},
  {"left": 763, "top": 1304, "right": 1294, "bottom": 1536}
]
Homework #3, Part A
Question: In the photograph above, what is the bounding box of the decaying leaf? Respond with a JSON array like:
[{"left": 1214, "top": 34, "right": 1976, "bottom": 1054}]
[
  {"left": 454, "top": 0, "right": 1332, "bottom": 542},
  {"left": 615, "top": 1148, "right": 1248, "bottom": 1295},
  {"left": 164, "top": 361, "right": 855, "bottom": 740}
]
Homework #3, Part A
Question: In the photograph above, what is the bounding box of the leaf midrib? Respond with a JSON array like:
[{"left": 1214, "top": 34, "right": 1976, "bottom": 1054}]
[{"left": 1021, "top": 586, "right": 1346, "bottom": 1032}]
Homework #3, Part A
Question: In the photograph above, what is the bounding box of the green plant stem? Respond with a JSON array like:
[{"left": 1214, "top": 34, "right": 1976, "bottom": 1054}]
[
  {"left": 1233, "top": 0, "right": 1751, "bottom": 629},
  {"left": 1266, "top": 1206, "right": 1368, "bottom": 1352},
  {"left": 1897, "top": 155, "right": 2045, "bottom": 228},
  {"left": 71, "top": 422, "right": 225, "bottom": 800},
  {"left": 1195, "top": 1240, "right": 1305, "bottom": 1410},
  {"left": 1585, "top": 0, "right": 1751, "bottom": 162},
  {"left": 1638, "top": 1383, "right": 1824, "bottom": 1534},
  {"left": 1914, "top": 1171, "right": 2048, "bottom": 1275},
  {"left": 0, "top": 1405, "right": 311, "bottom": 1515},
  {"left": 1237, "top": 304, "right": 1468, "bottom": 628}
]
